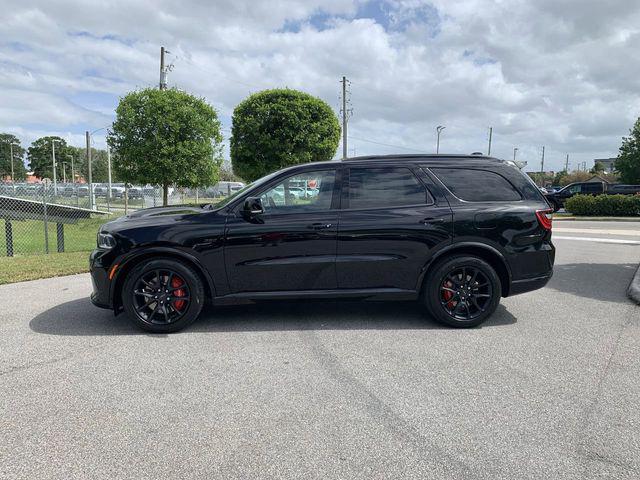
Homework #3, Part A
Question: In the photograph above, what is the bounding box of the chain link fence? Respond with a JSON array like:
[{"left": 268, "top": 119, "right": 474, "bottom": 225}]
[{"left": 0, "top": 181, "right": 243, "bottom": 257}]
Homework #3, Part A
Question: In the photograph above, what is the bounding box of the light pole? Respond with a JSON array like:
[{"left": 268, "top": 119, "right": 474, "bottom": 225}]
[
  {"left": 513, "top": 147, "right": 519, "bottom": 161},
  {"left": 62, "top": 162, "right": 67, "bottom": 183},
  {"left": 51, "top": 139, "right": 61, "bottom": 196},
  {"left": 9, "top": 142, "right": 19, "bottom": 190},
  {"left": 67, "top": 155, "right": 75, "bottom": 184},
  {"left": 436, "top": 125, "right": 445, "bottom": 154},
  {"left": 87, "top": 125, "right": 112, "bottom": 209}
]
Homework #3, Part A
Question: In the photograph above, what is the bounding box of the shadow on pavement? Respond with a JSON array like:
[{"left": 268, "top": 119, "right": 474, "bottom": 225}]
[
  {"left": 546, "top": 263, "right": 638, "bottom": 303},
  {"left": 29, "top": 298, "right": 516, "bottom": 336}
]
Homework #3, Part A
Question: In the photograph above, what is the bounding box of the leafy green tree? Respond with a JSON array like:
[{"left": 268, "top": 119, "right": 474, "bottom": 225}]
[
  {"left": 108, "top": 88, "right": 223, "bottom": 205},
  {"left": 231, "top": 88, "right": 341, "bottom": 182},
  {"left": 616, "top": 118, "right": 640, "bottom": 184},
  {"left": 27, "top": 136, "right": 70, "bottom": 180},
  {"left": 0, "top": 133, "right": 27, "bottom": 180},
  {"left": 590, "top": 161, "right": 605, "bottom": 174},
  {"left": 64, "top": 146, "right": 116, "bottom": 183}
]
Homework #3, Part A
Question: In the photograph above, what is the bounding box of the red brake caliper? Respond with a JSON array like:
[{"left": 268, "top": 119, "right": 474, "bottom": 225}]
[
  {"left": 172, "top": 276, "right": 186, "bottom": 311},
  {"left": 442, "top": 280, "right": 456, "bottom": 309}
]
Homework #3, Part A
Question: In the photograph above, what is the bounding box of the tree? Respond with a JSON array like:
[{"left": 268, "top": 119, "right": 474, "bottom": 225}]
[
  {"left": 616, "top": 118, "right": 640, "bottom": 184},
  {"left": 27, "top": 136, "right": 70, "bottom": 180},
  {"left": 65, "top": 146, "right": 116, "bottom": 183},
  {"left": 108, "top": 88, "right": 223, "bottom": 205},
  {"left": 590, "top": 161, "right": 605, "bottom": 174},
  {"left": 231, "top": 88, "right": 341, "bottom": 182},
  {"left": 0, "top": 133, "right": 27, "bottom": 180}
]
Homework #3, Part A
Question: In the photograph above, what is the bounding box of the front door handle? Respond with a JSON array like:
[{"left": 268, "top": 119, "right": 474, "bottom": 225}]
[
  {"left": 422, "top": 217, "right": 444, "bottom": 225},
  {"left": 308, "top": 223, "right": 333, "bottom": 230}
]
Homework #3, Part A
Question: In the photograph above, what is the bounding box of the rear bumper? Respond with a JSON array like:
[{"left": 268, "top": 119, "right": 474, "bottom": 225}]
[{"left": 508, "top": 271, "right": 553, "bottom": 296}]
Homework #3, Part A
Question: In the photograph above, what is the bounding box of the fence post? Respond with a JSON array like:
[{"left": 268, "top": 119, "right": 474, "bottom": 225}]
[
  {"left": 42, "top": 184, "right": 49, "bottom": 254},
  {"left": 56, "top": 223, "right": 65, "bottom": 253},
  {"left": 4, "top": 219, "right": 13, "bottom": 257}
]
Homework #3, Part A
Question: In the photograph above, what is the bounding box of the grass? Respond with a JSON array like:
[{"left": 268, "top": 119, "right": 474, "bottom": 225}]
[
  {"left": 0, "top": 251, "right": 90, "bottom": 285},
  {"left": 0, "top": 217, "right": 108, "bottom": 255}
]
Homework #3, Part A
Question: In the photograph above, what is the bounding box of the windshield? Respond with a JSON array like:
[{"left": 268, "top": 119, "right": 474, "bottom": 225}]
[{"left": 205, "top": 170, "right": 283, "bottom": 210}]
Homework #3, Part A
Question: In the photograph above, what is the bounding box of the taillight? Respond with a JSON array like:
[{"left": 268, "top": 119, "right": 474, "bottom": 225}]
[{"left": 536, "top": 209, "right": 553, "bottom": 231}]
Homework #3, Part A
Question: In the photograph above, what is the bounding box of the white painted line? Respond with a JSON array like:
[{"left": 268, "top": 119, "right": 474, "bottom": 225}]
[
  {"left": 553, "top": 235, "right": 640, "bottom": 245},
  {"left": 554, "top": 227, "right": 640, "bottom": 236}
]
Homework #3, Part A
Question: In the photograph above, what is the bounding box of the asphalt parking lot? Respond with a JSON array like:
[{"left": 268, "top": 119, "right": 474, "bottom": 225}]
[{"left": 1, "top": 220, "right": 639, "bottom": 479}]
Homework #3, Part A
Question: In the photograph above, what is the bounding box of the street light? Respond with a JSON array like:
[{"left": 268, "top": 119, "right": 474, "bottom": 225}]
[
  {"left": 436, "top": 125, "right": 446, "bottom": 154},
  {"left": 66, "top": 154, "right": 75, "bottom": 184},
  {"left": 88, "top": 126, "right": 113, "bottom": 207},
  {"left": 51, "top": 138, "right": 61, "bottom": 196},
  {"left": 513, "top": 147, "right": 519, "bottom": 161},
  {"left": 9, "top": 142, "right": 19, "bottom": 190}
]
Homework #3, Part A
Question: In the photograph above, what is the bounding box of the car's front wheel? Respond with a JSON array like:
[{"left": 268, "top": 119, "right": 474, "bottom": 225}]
[
  {"left": 122, "top": 258, "right": 205, "bottom": 333},
  {"left": 423, "top": 255, "right": 501, "bottom": 328}
]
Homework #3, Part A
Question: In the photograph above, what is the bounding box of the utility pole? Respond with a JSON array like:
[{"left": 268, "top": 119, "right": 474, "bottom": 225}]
[
  {"left": 436, "top": 125, "right": 445, "bottom": 154},
  {"left": 160, "top": 46, "right": 168, "bottom": 90},
  {"left": 341, "top": 76, "right": 348, "bottom": 159},
  {"left": 513, "top": 147, "right": 518, "bottom": 161},
  {"left": 86, "top": 131, "right": 93, "bottom": 209},
  {"left": 67, "top": 155, "right": 75, "bottom": 184},
  {"left": 487, "top": 127, "right": 493, "bottom": 156},
  {"left": 564, "top": 154, "right": 569, "bottom": 172},
  {"left": 540, "top": 146, "right": 545, "bottom": 186},
  {"left": 9, "top": 142, "right": 18, "bottom": 189},
  {"left": 107, "top": 144, "right": 112, "bottom": 200},
  {"left": 51, "top": 139, "right": 60, "bottom": 197}
]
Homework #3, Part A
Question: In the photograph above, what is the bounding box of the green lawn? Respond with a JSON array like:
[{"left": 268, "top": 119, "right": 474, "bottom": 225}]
[
  {"left": 0, "top": 251, "right": 90, "bottom": 285},
  {"left": 0, "top": 217, "right": 109, "bottom": 256}
]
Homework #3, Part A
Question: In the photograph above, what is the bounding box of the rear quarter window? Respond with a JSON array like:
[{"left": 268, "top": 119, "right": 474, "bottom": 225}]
[{"left": 431, "top": 168, "right": 522, "bottom": 202}]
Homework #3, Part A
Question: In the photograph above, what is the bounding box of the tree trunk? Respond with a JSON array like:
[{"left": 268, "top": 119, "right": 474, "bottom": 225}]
[{"left": 163, "top": 183, "right": 168, "bottom": 206}]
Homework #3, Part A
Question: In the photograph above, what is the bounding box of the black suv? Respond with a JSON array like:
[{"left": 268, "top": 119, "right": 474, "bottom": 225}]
[{"left": 90, "top": 155, "right": 554, "bottom": 332}]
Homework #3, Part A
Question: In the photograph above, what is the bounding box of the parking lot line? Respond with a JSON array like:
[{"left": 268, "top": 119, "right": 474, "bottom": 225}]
[{"left": 553, "top": 235, "right": 640, "bottom": 245}]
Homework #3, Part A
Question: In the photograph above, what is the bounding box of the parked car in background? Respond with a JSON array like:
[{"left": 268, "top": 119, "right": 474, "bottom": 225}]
[
  {"left": 90, "top": 154, "right": 554, "bottom": 333},
  {"left": 545, "top": 181, "right": 640, "bottom": 211}
]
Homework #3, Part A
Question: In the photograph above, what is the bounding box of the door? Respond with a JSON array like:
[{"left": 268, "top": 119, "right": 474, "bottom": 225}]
[
  {"left": 224, "top": 168, "right": 339, "bottom": 293},
  {"left": 336, "top": 165, "right": 452, "bottom": 291}
]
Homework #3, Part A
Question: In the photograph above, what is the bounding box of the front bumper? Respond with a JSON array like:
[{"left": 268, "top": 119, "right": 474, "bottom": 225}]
[{"left": 89, "top": 249, "right": 114, "bottom": 309}]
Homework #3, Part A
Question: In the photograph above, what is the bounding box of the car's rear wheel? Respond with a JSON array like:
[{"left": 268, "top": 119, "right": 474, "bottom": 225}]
[
  {"left": 423, "top": 255, "right": 501, "bottom": 328},
  {"left": 122, "top": 258, "right": 205, "bottom": 333}
]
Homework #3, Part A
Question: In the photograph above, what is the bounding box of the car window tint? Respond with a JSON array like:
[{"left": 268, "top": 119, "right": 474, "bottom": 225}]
[
  {"left": 260, "top": 170, "right": 335, "bottom": 213},
  {"left": 431, "top": 168, "right": 521, "bottom": 202},
  {"left": 349, "top": 167, "right": 430, "bottom": 209}
]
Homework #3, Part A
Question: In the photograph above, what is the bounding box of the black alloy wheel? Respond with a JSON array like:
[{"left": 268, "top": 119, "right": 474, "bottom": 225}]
[
  {"left": 122, "top": 258, "right": 205, "bottom": 333},
  {"left": 439, "top": 266, "right": 493, "bottom": 321},
  {"left": 132, "top": 269, "right": 191, "bottom": 325},
  {"left": 423, "top": 255, "right": 501, "bottom": 328}
]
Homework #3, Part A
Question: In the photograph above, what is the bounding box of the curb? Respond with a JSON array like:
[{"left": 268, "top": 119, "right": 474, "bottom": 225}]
[
  {"left": 628, "top": 264, "right": 640, "bottom": 305},
  {"left": 555, "top": 217, "right": 640, "bottom": 222}
]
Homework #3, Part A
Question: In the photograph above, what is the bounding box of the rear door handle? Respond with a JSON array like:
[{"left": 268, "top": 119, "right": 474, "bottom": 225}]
[
  {"left": 422, "top": 217, "right": 444, "bottom": 225},
  {"left": 308, "top": 223, "right": 333, "bottom": 230}
]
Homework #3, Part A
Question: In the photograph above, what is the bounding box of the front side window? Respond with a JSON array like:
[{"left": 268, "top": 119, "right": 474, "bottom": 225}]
[
  {"left": 431, "top": 168, "right": 521, "bottom": 202},
  {"left": 348, "top": 167, "right": 430, "bottom": 209},
  {"left": 259, "top": 170, "right": 336, "bottom": 213}
]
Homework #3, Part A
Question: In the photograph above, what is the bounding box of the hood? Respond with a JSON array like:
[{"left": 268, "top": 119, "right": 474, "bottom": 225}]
[
  {"left": 101, "top": 204, "right": 211, "bottom": 234},
  {"left": 124, "top": 204, "right": 205, "bottom": 219}
]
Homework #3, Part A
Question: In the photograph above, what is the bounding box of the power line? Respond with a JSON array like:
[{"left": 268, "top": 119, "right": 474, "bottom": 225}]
[{"left": 347, "top": 135, "right": 427, "bottom": 153}]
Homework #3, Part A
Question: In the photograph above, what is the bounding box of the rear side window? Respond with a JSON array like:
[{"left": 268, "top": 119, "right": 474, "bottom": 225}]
[
  {"left": 431, "top": 168, "right": 521, "bottom": 202},
  {"left": 348, "top": 167, "right": 431, "bottom": 209}
]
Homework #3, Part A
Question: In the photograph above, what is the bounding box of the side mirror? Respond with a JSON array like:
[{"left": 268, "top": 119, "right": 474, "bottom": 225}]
[{"left": 243, "top": 197, "right": 264, "bottom": 216}]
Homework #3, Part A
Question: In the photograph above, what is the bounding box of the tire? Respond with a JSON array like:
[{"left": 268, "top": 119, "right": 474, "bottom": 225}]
[
  {"left": 422, "top": 255, "right": 501, "bottom": 328},
  {"left": 122, "top": 258, "right": 205, "bottom": 333}
]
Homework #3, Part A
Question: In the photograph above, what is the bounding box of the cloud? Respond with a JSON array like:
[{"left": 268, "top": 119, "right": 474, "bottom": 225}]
[{"left": 0, "top": 0, "right": 639, "bottom": 171}]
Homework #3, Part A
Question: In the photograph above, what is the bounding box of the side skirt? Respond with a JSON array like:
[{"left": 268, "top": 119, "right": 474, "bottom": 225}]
[{"left": 213, "top": 288, "right": 418, "bottom": 305}]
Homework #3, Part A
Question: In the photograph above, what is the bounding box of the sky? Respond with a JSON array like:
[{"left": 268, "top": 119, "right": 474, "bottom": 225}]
[{"left": 1, "top": 0, "right": 640, "bottom": 172}]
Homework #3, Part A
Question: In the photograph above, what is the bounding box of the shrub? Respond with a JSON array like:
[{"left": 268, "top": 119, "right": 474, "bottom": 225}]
[{"left": 565, "top": 194, "right": 640, "bottom": 216}]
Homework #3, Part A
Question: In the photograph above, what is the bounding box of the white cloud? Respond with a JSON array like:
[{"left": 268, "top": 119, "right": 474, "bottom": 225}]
[{"left": 0, "top": 0, "right": 639, "bottom": 171}]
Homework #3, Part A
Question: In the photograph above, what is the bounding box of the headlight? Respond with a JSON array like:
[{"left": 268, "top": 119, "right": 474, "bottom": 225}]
[{"left": 97, "top": 232, "right": 116, "bottom": 249}]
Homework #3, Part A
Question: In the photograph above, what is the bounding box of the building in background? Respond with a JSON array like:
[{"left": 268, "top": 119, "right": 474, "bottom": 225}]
[{"left": 593, "top": 158, "right": 616, "bottom": 173}]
